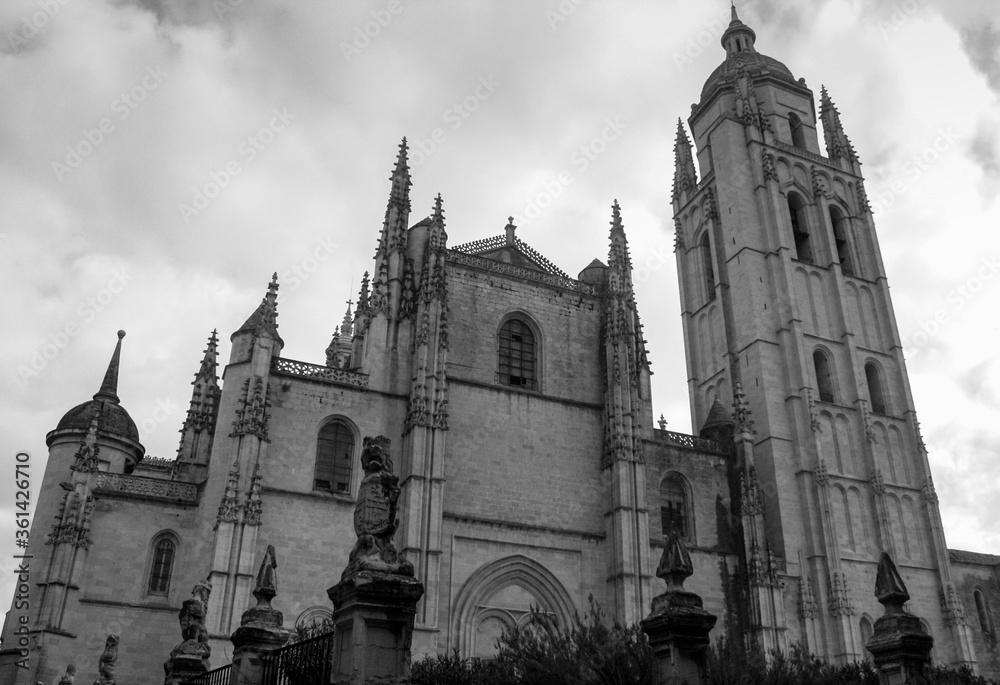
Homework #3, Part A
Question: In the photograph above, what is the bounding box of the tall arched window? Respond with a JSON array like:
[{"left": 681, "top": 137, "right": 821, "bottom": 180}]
[
  {"left": 865, "top": 362, "right": 887, "bottom": 415},
  {"left": 660, "top": 474, "right": 692, "bottom": 541},
  {"left": 829, "top": 207, "right": 855, "bottom": 276},
  {"left": 975, "top": 589, "right": 995, "bottom": 635},
  {"left": 788, "top": 194, "right": 813, "bottom": 263},
  {"left": 147, "top": 535, "right": 176, "bottom": 596},
  {"left": 788, "top": 112, "right": 806, "bottom": 149},
  {"left": 813, "top": 350, "right": 834, "bottom": 403},
  {"left": 315, "top": 420, "right": 355, "bottom": 494},
  {"left": 499, "top": 317, "right": 538, "bottom": 390},
  {"left": 700, "top": 232, "right": 716, "bottom": 303}
]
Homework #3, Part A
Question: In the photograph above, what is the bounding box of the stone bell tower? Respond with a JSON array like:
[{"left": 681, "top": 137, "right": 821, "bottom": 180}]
[{"left": 671, "top": 6, "right": 976, "bottom": 669}]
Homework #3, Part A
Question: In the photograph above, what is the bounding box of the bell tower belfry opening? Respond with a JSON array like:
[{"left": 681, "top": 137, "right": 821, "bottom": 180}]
[{"left": 672, "top": 5, "right": 977, "bottom": 669}]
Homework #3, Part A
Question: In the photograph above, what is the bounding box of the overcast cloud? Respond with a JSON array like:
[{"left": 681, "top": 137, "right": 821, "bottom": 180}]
[{"left": 1, "top": 0, "right": 998, "bottom": 612}]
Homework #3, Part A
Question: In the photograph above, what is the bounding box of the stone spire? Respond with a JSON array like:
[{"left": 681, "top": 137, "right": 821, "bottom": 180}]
[
  {"left": 326, "top": 301, "right": 355, "bottom": 368},
  {"left": 234, "top": 273, "right": 282, "bottom": 346},
  {"left": 672, "top": 120, "right": 698, "bottom": 203},
  {"left": 369, "top": 139, "right": 412, "bottom": 329},
  {"left": 93, "top": 330, "right": 126, "bottom": 403},
  {"left": 819, "top": 85, "right": 858, "bottom": 164},
  {"left": 603, "top": 200, "right": 650, "bottom": 469},
  {"left": 176, "top": 331, "right": 221, "bottom": 481}
]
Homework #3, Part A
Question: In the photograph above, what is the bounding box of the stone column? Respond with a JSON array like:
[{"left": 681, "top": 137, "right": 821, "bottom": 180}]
[
  {"left": 230, "top": 545, "right": 291, "bottom": 685},
  {"left": 865, "top": 552, "right": 934, "bottom": 685},
  {"left": 327, "top": 436, "right": 425, "bottom": 685},
  {"left": 164, "top": 581, "right": 213, "bottom": 685},
  {"left": 641, "top": 532, "right": 717, "bottom": 685}
]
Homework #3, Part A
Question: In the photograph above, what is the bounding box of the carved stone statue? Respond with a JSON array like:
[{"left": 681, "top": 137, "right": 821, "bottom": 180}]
[
  {"left": 342, "top": 436, "right": 413, "bottom": 579},
  {"left": 167, "top": 580, "right": 212, "bottom": 670},
  {"left": 56, "top": 664, "right": 75, "bottom": 685},
  {"left": 93, "top": 634, "right": 118, "bottom": 685},
  {"left": 255, "top": 544, "right": 278, "bottom": 606}
]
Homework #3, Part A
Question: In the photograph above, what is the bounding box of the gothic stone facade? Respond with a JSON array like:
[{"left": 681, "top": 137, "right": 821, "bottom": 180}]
[{"left": 2, "top": 10, "right": 999, "bottom": 685}]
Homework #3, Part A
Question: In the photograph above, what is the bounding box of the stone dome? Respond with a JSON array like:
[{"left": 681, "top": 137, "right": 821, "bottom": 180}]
[
  {"left": 701, "top": 51, "right": 799, "bottom": 102},
  {"left": 55, "top": 397, "right": 140, "bottom": 444}
]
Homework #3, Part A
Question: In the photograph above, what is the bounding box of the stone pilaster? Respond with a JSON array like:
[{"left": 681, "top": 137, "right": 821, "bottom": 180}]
[
  {"left": 865, "top": 552, "right": 934, "bottom": 685},
  {"left": 641, "top": 532, "right": 717, "bottom": 685},
  {"left": 327, "top": 436, "right": 425, "bottom": 684},
  {"left": 229, "top": 546, "right": 291, "bottom": 685}
]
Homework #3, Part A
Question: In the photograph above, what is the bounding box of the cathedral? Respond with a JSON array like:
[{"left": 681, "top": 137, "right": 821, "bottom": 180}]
[{"left": 2, "top": 8, "right": 998, "bottom": 684}]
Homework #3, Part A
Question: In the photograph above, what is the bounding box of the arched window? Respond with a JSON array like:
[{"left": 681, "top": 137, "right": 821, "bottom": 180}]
[
  {"left": 829, "top": 207, "right": 855, "bottom": 276},
  {"left": 315, "top": 420, "right": 355, "bottom": 494},
  {"left": 865, "top": 362, "right": 887, "bottom": 415},
  {"left": 700, "top": 232, "right": 716, "bottom": 303},
  {"left": 499, "top": 317, "right": 538, "bottom": 390},
  {"left": 975, "top": 589, "right": 995, "bottom": 635},
  {"left": 660, "top": 474, "right": 692, "bottom": 541},
  {"left": 813, "top": 350, "right": 834, "bottom": 403},
  {"left": 788, "top": 112, "right": 806, "bottom": 149},
  {"left": 788, "top": 194, "right": 813, "bottom": 263},
  {"left": 147, "top": 535, "right": 176, "bottom": 596},
  {"left": 860, "top": 616, "right": 874, "bottom": 650}
]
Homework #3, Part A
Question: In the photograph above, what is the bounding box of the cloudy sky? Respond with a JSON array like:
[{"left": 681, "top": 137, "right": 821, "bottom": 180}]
[{"left": 1, "top": 0, "right": 998, "bottom": 613}]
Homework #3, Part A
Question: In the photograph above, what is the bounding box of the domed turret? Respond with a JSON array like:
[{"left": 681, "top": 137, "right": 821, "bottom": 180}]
[
  {"left": 48, "top": 330, "right": 144, "bottom": 471},
  {"left": 699, "top": 5, "right": 802, "bottom": 105}
]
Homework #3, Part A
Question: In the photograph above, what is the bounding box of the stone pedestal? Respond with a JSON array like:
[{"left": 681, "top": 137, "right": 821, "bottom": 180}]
[
  {"left": 865, "top": 552, "right": 934, "bottom": 685},
  {"left": 642, "top": 589, "right": 717, "bottom": 685},
  {"left": 230, "top": 607, "right": 291, "bottom": 685},
  {"left": 327, "top": 570, "right": 425, "bottom": 685},
  {"left": 163, "top": 653, "right": 209, "bottom": 685},
  {"left": 642, "top": 533, "right": 716, "bottom": 685},
  {"left": 866, "top": 613, "right": 934, "bottom": 685}
]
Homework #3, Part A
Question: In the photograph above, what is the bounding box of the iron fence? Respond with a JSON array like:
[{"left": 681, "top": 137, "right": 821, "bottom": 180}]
[
  {"left": 261, "top": 631, "right": 335, "bottom": 685},
  {"left": 190, "top": 664, "right": 232, "bottom": 685}
]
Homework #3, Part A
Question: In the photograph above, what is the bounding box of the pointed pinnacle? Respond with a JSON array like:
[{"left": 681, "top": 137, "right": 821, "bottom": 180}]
[
  {"left": 267, "top": 272, "right": 279, "bottom": 300},
  {"left": 94, "top": 330, "right": 126, "bottom": 403},
  {"left": 197, "top": 329, "right": 219, "bottom": 380},
  {"left": 431, "top": 193, "right": 445, "bottom": 226},
  {"left": 731, "top": 1, "right": 740, "bottom": 24},
  {"left": 675, "top": 119, "right": 692, "bottom": 147},
  {"left": 394, "top": 137, "right": 409, "bottom": 175},
  {"left": 611, "top": 199, "right": 623, "bottom": 230}
]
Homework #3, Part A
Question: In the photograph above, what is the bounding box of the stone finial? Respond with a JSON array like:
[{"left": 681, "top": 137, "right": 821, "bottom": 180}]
[
  {"left": 254, "top": 544, "right": 278, "bottom": 610},
  {"left": 504, "top": 216, "right": 516, "bottom": 245},
  {"left": 57, "top": 664, "right": 76, "bottom": 685},
  {"left": 874, "top": 551, "right": 909, "bottom": 613},
  {"left": 93, "top": 634, "right": 118, "bottom": 685},
  {"left": 656, "top": 531, "right": 694, "bottom": 592},
  {"left": 93, "top": 330, "right": 126, "bottom": 403},
  {"left": 342, "top": 436, "right": 413, "bottom": 579},
  {"left": 658, "top": 414, "right": 667, "bottom": 430}
]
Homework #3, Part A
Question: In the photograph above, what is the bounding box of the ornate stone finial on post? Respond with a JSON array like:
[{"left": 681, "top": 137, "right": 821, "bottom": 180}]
[
  {"left": 163, "top": 580, "right": 212, "bottom": 684},
  {"left": 328, "top": 436, "right": 424, "bottom": 685},
  {"left": 57, "top": 664, "right": 76, "bottom": 685},
  {"left": 93, "top": 635, "right": 118, "bottom": 685},
  {"left": 641, "top": 532, "right": 717, "bottom": 685},
  {"left": 231, "top": 545, "right": 292, "bottom": 685},
  {"left": 866, "top": 552, "right": 934, "bottom": 685}
]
